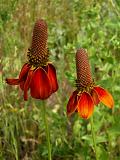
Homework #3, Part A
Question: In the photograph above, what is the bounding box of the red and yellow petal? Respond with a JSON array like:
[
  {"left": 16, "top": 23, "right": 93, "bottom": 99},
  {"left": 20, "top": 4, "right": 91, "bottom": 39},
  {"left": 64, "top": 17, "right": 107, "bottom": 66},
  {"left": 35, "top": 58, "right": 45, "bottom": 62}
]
[
  {"left": 67, "top": 90, "right": 79, "bottom": 116},
  {"left": 91, "top": 89, "right": 100, "bottom": 105},
  {"left": 19, "top": 63, "right": 30, "bottom": 81},
  {"left": 47, "top": 63, "right": 58, "bottom": 93},
  {"left": 6, "top": 78, "right": 19, "bottom": 85},
  {"left": 94, "top": 86, "right": 114, "bottom": 109},
  {"left": 6, "top": 63, "right": 30, "bottom": 86},
  {"left": 77, "top": 92, "right": 94, "bottom": 119},
  {"left": 20, "top": 81, "right": 25, "bottom": 90},
  {"left": 30, "top": 67, "right": 52, "bottom": 99},
  {"left": 24, "top": 69, "right": 34, "bottom": 100}
]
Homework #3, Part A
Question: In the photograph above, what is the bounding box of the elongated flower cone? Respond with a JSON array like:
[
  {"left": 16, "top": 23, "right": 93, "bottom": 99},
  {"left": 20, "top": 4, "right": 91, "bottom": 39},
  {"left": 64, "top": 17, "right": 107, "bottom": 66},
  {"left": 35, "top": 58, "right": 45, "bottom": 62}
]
[
  {"left": 27, "top": 19, "right": 49, "bottom": 67},
  {"left": 32, "top": 19, "right": 47, "bottom": 49},
  {"left": 76, "top": 48, "right": 93, "bottom": 87},
  {"left": 67, "top": 48, "right": 114, "bottom": 119},
  {"left": 6, "top": 19, "right": 58, "bottom": 100}
]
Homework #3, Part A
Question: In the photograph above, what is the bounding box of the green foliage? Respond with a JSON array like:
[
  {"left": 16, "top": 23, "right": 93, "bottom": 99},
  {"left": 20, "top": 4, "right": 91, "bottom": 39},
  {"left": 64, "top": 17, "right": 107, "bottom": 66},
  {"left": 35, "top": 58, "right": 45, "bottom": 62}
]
[{"left": 1, "top": 0, "right": 120, "bottom": 159}]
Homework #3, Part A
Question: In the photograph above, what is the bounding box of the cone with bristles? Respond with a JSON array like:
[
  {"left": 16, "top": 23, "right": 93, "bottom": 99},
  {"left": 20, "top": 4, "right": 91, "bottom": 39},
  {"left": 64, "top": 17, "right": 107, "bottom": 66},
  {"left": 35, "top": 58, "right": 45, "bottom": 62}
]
[
  {"left": 27, "top": 19, "right": 49, "bottom": 67},
  {"left": 76, "top": 48, "right": 93, "bottom": 88}
]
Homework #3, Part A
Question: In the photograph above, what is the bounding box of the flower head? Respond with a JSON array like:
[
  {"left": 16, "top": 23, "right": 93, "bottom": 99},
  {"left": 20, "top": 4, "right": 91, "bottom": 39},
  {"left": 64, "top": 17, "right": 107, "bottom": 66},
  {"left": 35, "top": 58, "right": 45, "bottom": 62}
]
[
  {"left": 67, "top": 48, "right": 114, "bottom": 119},
  {"left": 6, "top": 19, "right": 58, "bottom": 100}
]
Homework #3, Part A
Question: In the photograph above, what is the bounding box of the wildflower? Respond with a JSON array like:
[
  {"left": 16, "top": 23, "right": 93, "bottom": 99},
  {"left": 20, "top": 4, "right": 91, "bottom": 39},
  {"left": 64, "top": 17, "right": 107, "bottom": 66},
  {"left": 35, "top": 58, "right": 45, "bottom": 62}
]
[
  {"left": 6, "top": 19, "right": 58, "bottom": 100},
  {"left": 67, "top": 48, "right": 114, "bottom": 119}
]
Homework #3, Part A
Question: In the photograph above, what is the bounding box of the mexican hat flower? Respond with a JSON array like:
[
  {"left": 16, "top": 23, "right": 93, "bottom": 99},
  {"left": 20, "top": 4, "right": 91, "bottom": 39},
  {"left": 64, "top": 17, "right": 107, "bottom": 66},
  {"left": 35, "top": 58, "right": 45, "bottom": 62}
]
[
  {"left": 67, "top": 48, "right": 114, "bottom": 119},
  {"left": 6, "top": 19, "right": 58, "bottom": 100}
]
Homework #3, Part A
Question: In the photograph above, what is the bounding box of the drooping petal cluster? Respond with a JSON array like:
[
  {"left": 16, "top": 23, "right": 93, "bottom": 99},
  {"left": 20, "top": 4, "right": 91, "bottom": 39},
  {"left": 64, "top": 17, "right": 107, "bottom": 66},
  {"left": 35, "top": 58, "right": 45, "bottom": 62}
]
[
  {"left": 67, "top": 48, "right": 114, "bottom": 119},
  {"left": 6, "top": 19, "right": 58, "bottom": 100}
]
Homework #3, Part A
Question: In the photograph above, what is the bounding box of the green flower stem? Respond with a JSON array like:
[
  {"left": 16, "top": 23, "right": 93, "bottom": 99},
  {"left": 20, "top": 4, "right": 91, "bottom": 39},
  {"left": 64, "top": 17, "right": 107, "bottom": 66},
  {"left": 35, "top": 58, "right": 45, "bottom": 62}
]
[
  {"left": 41, "top": 101, "right": 52, "bottom": 160},
  {"left": 90, "top": 116, "right": 98, "bottom": 160}
]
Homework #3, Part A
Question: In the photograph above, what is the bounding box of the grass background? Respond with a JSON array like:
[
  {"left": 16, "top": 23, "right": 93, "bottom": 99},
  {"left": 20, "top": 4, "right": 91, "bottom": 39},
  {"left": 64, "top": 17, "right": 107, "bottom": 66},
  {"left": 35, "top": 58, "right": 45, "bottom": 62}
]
[{"left": 0, "top": 0, "right": 120, "bottom": 159}]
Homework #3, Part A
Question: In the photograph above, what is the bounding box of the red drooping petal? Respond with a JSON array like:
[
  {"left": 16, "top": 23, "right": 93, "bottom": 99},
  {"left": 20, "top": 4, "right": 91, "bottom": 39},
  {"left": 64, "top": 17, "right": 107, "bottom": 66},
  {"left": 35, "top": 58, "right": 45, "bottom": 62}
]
[
  {"left": 6, "top": 63, "right": 30, "bottom": 86},
  {"left": 30, "top": 68, "right": 52, "bottom": 99},
  {"left": 91, "top": 89, "right": 100, "bottom": 105},
  {"left": 19, "top": 63, "right": 31, "bottom": 91},
  {"left": 94, "top": 86, "right": 114, "bottom": 109},
  {"left": 47, "top": 63, "right": 58, "bottom": 93},
  {"left": 67, "top": 90, "right": 79, "bottom": 116},
  {"left": 6, "top": 78, "right": 19, "bottom": 85},
  {"left": 24, "top": 69, "right": 34, "bottom": 101},
  {"left": 20, "top": 81, "right": 25, "bottom": 90},
  {"left": 77, "top": 92, "right": 94, "bottom": 119},
  {"left": 19, "top": 63, "right": 30, "bottom": 81}
]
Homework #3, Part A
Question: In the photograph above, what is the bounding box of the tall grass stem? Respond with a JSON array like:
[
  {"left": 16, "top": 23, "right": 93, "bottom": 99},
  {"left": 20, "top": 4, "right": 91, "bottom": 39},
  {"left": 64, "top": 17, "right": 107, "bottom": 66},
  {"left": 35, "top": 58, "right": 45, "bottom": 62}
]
[
  {"left": 90, "top": 116, "right": 99, "bottom": 160},
  {"left": 41, "top": 101, "right": 52, "bottom": 160}
]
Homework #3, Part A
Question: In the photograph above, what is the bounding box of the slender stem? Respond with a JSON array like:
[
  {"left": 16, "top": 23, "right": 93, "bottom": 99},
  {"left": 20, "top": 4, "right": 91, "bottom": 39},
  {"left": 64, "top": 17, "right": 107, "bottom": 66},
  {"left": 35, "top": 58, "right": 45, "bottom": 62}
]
[
  {"left": 41, "top": 101, "right": 52, "bottom": 160},
  {"left": 90, "top": 116, "right": 99, "bottom": 160}
]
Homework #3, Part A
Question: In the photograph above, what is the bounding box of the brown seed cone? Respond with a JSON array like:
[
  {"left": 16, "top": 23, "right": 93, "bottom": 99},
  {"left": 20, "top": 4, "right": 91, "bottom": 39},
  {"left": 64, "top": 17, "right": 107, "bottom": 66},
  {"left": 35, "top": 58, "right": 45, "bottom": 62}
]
[
  {"left": 27, "top": 19, "right": 49, "bottom": 66},
  {"left": 76, "top": 48, "right": 92, "bottom": 87}
]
